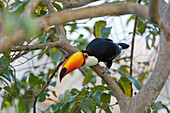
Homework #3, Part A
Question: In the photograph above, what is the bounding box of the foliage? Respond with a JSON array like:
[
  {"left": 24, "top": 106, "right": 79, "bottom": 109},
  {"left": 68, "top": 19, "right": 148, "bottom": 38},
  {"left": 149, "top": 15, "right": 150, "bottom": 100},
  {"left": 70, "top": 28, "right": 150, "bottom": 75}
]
[{"left": 0, "top": 0, "right": 169, "bottom": 113}]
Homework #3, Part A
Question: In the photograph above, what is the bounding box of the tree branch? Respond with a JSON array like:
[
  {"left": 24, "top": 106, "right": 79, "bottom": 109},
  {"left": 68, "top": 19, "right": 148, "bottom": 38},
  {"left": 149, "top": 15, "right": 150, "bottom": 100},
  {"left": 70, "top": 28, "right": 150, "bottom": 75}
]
[
  {"left": 23, "top": 0, "right": 41, "bottom": 15},
  {"left": 149, "top": 0, "right": 170, "bottom": 40},
  {"left": 10, "top": 41, "right": 62, "bottom": 51},
  {"left": 37, "top": 3, "right": 149, "bottom": 29},
  {"left": 130, "top": 0, "right": 142, "bottom": 97},
  {"left": 62, "top": 0, "right": 97, "bottom": 9}
]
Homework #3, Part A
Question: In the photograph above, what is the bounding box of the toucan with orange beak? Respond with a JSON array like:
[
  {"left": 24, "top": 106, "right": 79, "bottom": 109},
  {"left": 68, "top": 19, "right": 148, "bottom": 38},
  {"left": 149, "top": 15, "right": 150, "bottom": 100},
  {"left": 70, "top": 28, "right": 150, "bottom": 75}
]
[{"left": 60, "top": 38, "right": 129, "bottom": 82}]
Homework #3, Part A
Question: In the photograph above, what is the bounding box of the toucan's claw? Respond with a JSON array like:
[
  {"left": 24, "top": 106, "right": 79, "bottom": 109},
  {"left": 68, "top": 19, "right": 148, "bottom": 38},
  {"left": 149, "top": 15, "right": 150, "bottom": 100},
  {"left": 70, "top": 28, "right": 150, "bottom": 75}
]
[{"left": 102, "top": 68, "right": 109, "bottom": 77}]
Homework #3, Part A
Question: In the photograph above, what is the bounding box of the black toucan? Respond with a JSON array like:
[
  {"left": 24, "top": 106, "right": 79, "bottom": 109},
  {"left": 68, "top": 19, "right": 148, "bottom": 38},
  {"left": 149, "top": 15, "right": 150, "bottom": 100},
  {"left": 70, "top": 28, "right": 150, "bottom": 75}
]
[{"left": 60, "top": 38, "right": 129, "bottom": 82}]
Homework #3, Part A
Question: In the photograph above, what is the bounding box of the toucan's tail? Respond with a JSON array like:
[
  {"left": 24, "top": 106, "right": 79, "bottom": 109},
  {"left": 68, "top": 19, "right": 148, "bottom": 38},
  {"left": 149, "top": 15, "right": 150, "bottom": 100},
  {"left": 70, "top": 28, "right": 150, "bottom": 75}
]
[{"left": 117, "top": 43, "right": 129, "bottom": 49}]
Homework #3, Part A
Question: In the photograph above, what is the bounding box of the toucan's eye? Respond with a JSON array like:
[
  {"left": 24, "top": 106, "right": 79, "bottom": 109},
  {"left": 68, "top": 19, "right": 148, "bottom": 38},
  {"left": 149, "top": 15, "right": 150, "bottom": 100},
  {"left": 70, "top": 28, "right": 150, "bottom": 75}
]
[{"left": 83, "top": 53, "right": 89, "bottom": 60}]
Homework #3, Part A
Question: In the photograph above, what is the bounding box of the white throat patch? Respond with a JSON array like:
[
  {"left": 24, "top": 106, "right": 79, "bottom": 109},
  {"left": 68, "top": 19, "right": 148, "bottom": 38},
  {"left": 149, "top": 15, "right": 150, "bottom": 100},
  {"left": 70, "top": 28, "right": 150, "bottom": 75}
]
[{"left": 84, "top": 56, "right": 98, "bottom": 66}]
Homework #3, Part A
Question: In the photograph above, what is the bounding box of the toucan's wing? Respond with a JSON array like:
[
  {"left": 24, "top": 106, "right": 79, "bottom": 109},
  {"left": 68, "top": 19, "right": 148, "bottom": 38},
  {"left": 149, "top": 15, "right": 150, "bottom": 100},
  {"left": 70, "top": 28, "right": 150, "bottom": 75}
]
[{"left": 86, "top": 38, "right": 121, "bottom": 61}]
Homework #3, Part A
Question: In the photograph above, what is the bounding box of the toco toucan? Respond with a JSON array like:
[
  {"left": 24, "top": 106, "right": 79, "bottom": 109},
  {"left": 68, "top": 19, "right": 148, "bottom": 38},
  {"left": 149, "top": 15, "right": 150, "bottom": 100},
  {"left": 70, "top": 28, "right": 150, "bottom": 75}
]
[{"left": 60, "top": 38, "right": 129, "bottom": 82}]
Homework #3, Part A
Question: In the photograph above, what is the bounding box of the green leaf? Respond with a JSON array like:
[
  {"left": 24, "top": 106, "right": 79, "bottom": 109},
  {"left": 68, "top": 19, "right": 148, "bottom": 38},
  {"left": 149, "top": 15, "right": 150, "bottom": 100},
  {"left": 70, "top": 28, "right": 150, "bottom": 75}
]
[
  {"left": 52, "top": 2, "right": 62, "bottom": 11},
  {"left": 93, "top": 20, "right": 106, "bottom": 38},
  {"left": 81, "top": 97, "right": 96, "bottom": 113},
  {"left": 12, "top": 1, "right": 23, "bottom": 12},
  {"left": 60, "top": 102, "right": 70, "bottom": 113},
  {"left": 59, "top": 90, "right": 69, "bottom": 103},
  {"left": 162, "top": 104, "right": 170, "bottom": 112},
  {"left": 54, "top": 51, "right": 62, "bottom": 64},
  {"left": 18, "top": 100, "right": 27, "bottom": 113},
  {"left": 0, "top": 1, "right": 4, "bottom": 9},
  {"left": 100, "top": 93, "right": 111, "bottom": 110},
  {"left": 51, "top": 104, "right": 59, "bottom": 112},
  {"left": 118, "top": 76, "right": 132, "bottom": 97},
  {"left": 91, "top": 85, "right": 109, "bottom": 94},
  {"left": 100, "top": 26, "right": 112, "bottom": 38},
  {"left": 143, "top": 61, "right": 150, "bottom": 66},
  {"left": 92, "top": 91, "right": 102, "bottom": 105},
  {"left": 39, "top": 92, "right": 46, "bottom": 102},
  {"left": 40, "top": 34, "right": 48, "bottom": 43},
  {"left": 0, "top": 56, "right": 7, "bottom": 68},
  {"left": 69, "top": 101, "right": 76, "bottom": 113},
  {"left": 118, "top": 65, "right": 130, "bottom": 76},
  {"left": 83, "top": 74, "right": 93, "bottom": 86},
  {"left": 28, "top": 73, "right": 38, "bottom": 87},
  {"left": 146, "top": 35, "right": 151, "bottom": 50},
  {"left": 125, "top": 75, "right": 142, "bottom": 90},
  {"left": 49, "top": 81, "right": 56, "bottom": 87},
  {"left": 126, "top": 15, "right": 135, "bottom": 25},
  {"left": 1, "top": 73, "right": 11, "bottom": 82},
  {"left": 152, "top": 101, "right": 162, "bottom": 112}
]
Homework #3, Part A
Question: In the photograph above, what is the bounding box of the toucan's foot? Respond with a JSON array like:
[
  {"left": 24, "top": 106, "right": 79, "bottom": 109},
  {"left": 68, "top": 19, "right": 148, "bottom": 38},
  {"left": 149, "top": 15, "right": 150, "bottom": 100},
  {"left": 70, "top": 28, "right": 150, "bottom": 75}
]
[{"left": 102, "top": 68, "right": 109, "bottom": 77}]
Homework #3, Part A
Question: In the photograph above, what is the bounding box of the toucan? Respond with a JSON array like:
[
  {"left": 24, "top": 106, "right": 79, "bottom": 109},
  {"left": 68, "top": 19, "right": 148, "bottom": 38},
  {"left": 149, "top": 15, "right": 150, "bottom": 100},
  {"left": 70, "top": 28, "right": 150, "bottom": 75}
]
[{"left": 60, "top": 38, "right": 129, "bottom": 82}]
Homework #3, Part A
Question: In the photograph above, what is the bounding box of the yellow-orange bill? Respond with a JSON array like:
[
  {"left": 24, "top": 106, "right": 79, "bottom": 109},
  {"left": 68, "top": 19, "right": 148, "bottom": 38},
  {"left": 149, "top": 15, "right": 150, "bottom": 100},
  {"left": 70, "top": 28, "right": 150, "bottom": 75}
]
[{"left": 60, "top": 51, "right": 85, "bottom": 82}]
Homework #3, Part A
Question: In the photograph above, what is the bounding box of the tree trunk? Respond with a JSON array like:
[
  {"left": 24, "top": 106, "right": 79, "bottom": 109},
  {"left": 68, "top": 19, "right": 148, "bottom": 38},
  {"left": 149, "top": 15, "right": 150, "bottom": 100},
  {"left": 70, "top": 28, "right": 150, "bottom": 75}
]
[{"left": 122, "top": 2, "right": 170, "bottom": 113}]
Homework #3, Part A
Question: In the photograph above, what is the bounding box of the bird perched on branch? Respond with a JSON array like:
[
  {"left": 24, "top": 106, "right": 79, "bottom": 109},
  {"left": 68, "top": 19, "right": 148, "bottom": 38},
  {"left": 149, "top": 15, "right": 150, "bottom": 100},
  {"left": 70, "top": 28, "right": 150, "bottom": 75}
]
[{"left": 60, "top": 38, "right": 129, "bottom": 82}]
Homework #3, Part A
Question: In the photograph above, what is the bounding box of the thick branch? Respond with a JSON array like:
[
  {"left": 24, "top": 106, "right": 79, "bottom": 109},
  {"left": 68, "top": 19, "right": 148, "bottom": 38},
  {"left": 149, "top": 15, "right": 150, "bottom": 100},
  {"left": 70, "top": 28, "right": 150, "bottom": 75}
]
[
  {"left": 37, "top": 3, "right": 149, "bottom": 29},
  {"left": 149, "top": 0, "right": 170, "bottom": 40},
  {"left": 0, "top": 28, "right": 25, "bottom": 53}
]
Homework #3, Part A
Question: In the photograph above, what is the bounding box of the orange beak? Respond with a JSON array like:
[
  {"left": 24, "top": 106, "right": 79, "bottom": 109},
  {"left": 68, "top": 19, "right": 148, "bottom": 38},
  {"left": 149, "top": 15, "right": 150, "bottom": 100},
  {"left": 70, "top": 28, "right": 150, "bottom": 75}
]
[{"left": 60, "top": 51, "right": 85, "bottom": 82}]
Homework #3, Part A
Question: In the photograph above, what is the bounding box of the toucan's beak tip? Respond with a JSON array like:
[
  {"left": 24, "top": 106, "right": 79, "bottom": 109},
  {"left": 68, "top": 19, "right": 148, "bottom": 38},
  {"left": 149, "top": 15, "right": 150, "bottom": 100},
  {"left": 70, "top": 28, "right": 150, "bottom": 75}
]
[{"left": 60, "top": 67, "right": 67, "bottom": 82}]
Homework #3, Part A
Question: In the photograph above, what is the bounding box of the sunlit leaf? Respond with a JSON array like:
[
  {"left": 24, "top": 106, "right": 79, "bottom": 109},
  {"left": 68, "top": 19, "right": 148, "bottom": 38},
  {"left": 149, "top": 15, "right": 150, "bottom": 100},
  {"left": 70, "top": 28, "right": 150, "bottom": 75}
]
[
  {"left": 93, "top": 20, "right": 106, "bottom": 38},
  {"left": 118, "top": 76, "right": 132, "bottom": 97}
]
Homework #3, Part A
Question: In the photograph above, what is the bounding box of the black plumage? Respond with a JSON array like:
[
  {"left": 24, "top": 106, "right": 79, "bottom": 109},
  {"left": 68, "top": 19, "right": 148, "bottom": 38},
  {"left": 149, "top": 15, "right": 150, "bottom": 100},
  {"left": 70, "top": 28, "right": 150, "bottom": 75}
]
[{"left": 83, "top": 38, "right": 129, "bottom": 69}]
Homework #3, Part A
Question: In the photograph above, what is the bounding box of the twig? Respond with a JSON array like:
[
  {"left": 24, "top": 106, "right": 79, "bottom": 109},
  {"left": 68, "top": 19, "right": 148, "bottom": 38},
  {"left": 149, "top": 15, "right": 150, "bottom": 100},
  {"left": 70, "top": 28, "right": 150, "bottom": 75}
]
[
  {"left": 113, "top": 56, "right": 130, "bottom": 62},
  {"left": 11, "top": 41, "right": 62, "bottom": 51},
  {"left": 13, "top": 46, "right": 49, "bottom": 67},
  {"left": 33, "top": 60, "right": 64, "bottom": 113},
  {"left": 130, "top": 0, "right": 142, "bottom": 97}
]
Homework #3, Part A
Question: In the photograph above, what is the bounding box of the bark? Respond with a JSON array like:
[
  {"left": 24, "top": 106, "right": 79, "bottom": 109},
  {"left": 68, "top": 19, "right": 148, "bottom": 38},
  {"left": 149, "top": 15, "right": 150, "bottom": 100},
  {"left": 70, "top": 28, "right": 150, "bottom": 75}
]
[{"left": 123, "top": 2, "right": 170, "bottom": 113}]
